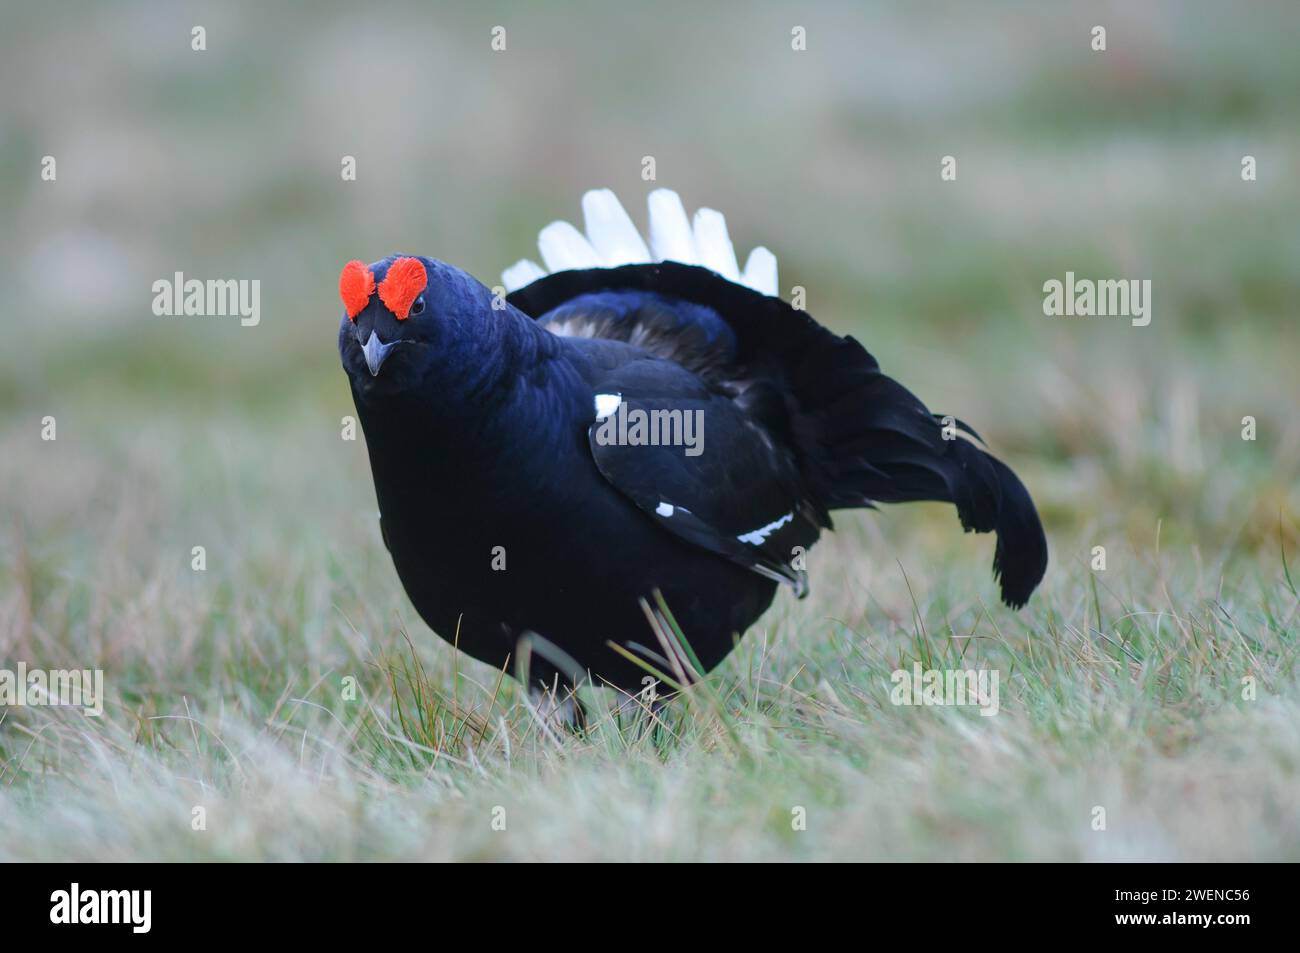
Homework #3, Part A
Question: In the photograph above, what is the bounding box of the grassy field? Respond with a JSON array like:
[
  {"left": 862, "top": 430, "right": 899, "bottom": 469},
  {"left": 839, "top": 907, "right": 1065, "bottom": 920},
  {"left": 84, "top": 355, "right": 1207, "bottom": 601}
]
[{"left": 2, "top": 2, "right": 1298, "bottom": 861}]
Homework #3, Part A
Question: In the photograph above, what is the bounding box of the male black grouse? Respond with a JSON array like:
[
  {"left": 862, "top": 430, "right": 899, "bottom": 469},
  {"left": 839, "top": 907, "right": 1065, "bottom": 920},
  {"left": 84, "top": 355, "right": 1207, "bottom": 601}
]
[{"left": 339, "top": 189, "right": 1047, "bottom": 697}]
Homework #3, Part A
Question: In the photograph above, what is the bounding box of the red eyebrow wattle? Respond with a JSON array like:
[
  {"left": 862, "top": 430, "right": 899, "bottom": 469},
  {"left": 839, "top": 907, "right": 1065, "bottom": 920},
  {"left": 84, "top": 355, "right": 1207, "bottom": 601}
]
[
  {"left": 378, "top": 257, "right": 428, "bottom": 320},
  {"left": 339, "top": 260, "right": 376, "bottom": 320}
]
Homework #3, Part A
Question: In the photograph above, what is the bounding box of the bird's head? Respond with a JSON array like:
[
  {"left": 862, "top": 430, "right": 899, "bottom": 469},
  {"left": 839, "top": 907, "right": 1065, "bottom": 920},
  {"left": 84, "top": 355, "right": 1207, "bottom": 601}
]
[{"left": 337, "top": 255, "right": 505, "bottom": 401}]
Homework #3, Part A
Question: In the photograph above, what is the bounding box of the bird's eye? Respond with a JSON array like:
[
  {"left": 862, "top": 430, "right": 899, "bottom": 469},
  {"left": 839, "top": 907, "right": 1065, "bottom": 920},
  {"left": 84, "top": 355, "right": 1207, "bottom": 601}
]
[{"left": 409, "top": 297, "right": 426, "bottom": 316}]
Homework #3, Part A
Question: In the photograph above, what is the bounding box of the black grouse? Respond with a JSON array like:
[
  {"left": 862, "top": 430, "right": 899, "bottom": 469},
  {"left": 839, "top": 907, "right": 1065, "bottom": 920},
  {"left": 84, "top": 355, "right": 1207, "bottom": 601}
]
[{"left": 338, "top": 189, "right": 1047, "bottom": 698}]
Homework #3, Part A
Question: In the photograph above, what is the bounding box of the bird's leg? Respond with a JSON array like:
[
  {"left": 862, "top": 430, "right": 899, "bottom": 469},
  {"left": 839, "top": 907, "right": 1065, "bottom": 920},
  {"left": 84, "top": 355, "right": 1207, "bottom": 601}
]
[{"left": 528, "top": 676, "right": 587, "bottom": 732}]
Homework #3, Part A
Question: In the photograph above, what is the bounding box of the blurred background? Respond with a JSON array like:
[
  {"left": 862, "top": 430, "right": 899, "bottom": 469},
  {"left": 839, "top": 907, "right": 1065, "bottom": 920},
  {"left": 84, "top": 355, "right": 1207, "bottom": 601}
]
[
  {"left": 1, "top": 0, "right": 1298, "bottom": 861},
  {"left": 3, "top": 1, "right": 1297, "bottom": 552}
]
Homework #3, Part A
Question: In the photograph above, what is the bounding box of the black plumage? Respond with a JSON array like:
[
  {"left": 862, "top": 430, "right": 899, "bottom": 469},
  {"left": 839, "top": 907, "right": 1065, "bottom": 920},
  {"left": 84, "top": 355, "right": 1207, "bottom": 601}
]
[{"left": 338, "top": 196, "right": 1047, "bottom": 697}]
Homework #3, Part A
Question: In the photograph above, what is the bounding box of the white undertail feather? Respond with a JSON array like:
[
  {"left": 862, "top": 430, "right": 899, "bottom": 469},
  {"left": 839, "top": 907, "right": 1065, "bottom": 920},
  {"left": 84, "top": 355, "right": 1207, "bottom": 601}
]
[
  {"left": 501, "top": 188, "right": 779, "bottom": 296},
  {"left": 501, "top": 259, "right": 546, "bottom": 292},
  {"left": 537, "top": 221, "right": 602, "bottom": 272},
  {"left": 691, "top": 208, "right": 740, "bottom": 283},
  {"left": 647, "top": 188, "right": 696, "bottom": 263},
  {"left": 582, "top": 188, "right": 651, "bottom": 265},
  {"left": 741, "top": 246, "right": 778, "bottom": 297}
]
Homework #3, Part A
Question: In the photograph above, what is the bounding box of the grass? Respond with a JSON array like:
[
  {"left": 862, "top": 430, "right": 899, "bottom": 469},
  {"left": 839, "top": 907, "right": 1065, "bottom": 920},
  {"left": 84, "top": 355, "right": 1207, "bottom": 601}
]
[
  {"left": 1, "top": 0, "right": 1299, "bottom": 861},
  {"left": 1, "top": 390, "right": 1297, "bottom": 861}
]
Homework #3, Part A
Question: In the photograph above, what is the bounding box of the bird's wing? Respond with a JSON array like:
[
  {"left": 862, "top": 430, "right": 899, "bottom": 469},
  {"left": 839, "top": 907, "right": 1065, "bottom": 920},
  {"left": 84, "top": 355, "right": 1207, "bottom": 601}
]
[
  {"left": 507, "top": 189, "right": 1047, "bottom": 608},
  {"left": 582, "top": 360, "right": 820, "bottom": 596}
]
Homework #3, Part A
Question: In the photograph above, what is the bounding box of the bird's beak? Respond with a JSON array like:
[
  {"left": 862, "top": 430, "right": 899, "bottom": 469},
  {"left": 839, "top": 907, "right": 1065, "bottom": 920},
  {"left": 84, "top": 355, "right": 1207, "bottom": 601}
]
[{"left": 361, "top": 330, "right": 397, "bottom": 377}]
